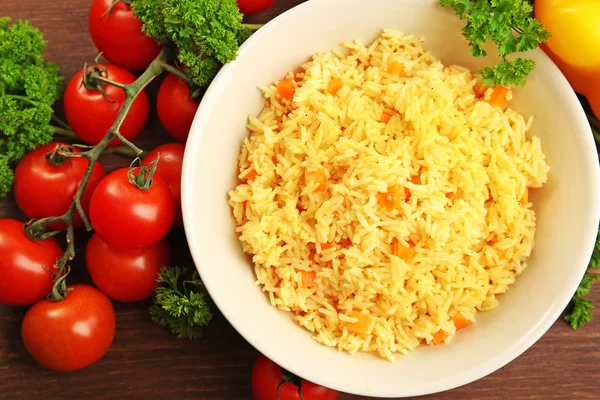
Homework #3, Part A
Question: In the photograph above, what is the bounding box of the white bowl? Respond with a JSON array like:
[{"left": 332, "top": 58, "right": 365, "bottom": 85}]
[{"left": 181, "top": 0, "right": 600, "bottom": 397}]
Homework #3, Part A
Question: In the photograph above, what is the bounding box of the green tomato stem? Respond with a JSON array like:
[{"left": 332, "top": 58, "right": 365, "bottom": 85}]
[{"left": 26, "top": 44, "right": 175, "bottom": 302}]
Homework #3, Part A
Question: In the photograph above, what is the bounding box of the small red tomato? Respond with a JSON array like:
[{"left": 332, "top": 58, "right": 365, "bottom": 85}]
[
  {"left": 14, "top": 143, "right": 106, "bottom": 229},
  {"left": 89, "top": 0, "right": 162, "bottom": 70},
  {"left": 21, "top": 284, "right": 115, "bottom": 372},
  {"left": 86, "top": 234, "right": 170, "bottom": 302},
  {"left": 237, "top": 0, "right": 276, "bottom": 15},
  {"left": 142, "top": 143, "right": 184, "bottom": 227},
  {"left": 89, "top": 167, "right": 175, "bottom": 250},
  {"left": 251, "top": 355, "right": 338, "bottom": 400},
  {"left": 64, "top": 64, "right": 149, "bottom": 147},
  {"left": 157, "top": 73, "right": 200, "bottom": 142},
  {"left": 0, "top": 219, "right": 63, "bottom": 306}
]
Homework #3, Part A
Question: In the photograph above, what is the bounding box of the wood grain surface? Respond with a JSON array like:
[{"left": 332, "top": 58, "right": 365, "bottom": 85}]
[{"left": 1, "top": 1, "right": 599, "bottom": 399}]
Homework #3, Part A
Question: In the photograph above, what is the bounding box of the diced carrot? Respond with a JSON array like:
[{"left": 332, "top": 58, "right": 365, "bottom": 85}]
[
  {"left": 277, "top": 79, "right": 295, "bottom": 101},
  {"left": 474, "top": 82, "right": 487, "bottom": 98},
  {"left": 377, "top": 185, "right": 407, "bottom": 212},
  {"left": 392, "top": 238, "right": 415, "bottom": 263},
  {"left": 446, "top": 188, "right": 463, "bottom": 201},
  {"left": 432, "top": 330, "right": 447, "bottom": 345},
  {"left": 319, "top": 242, "right": 335, "bottom": 254},
  {"left": 484, "top": 85, "right": 510, "bottom": 109},
  {"left": 242, "top": 168, "right": 258, "bottom": 182},
  {"left": 387, "top": 61, "right": 405, "bottom": 76},
  {"left": 410, "top": 175, "right": 420, "bottom": 184},
  {"left": 327, "top": 78, "right": 343, "bottom": 95},
  {"left": 305, "top": 167, "right": 327, "bottom": 192},
  {"left": 346, "top": 312, "right": 374, "bottom": 336},
  {"left": 380, "top": 112, "right": 393, "bottom": 124},
  {"left": 451, "top": 312, "right": 472, "bottom": 330},
  {"left": 301, "top": 270, "right": 317, "bottom": 288},
  {"left": 520, "top": 189, "right": 529, "bottom": 206}
]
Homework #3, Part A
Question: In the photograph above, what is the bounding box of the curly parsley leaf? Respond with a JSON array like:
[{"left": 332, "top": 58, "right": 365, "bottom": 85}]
[
  {"left": 564, "top": 227, "right": 600, "bottom": 329},
  {"left": 150, "top": 266, "right": 214, "bottom": 339},
  {"left": 440, "top": 0, "right": 550, "bottom": 88},
  {"left": 0, "top": 18, "right": 63, "bottom": 197},
  {"left": 131, "top": 0, "right": 259, "bottom": 88}
]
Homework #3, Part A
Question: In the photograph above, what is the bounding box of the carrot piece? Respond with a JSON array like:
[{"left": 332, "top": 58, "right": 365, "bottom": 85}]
[
  {"left": 327, "top": 78, "right": 343, "bottom": 95},
  {"left": 319, "top": 242, "right": 335, "bottom": 254},
  {"left": 346, "top": 312, "right": 374, "bottom": 336},
  {"left": 380, "top": 112, "right": 393, "bottom": 124},
  {"left": 392, "top": 238, "right": 415, "bottom": 263},
  {"left": 387, "top": 61, "right": 405, "bottom": 76},
  {"left": 377, "top": 185, "right": 406, "bottom": 212},
  {"left": 305, "top": 167, "right": 327, "bottom": 192},
  {"left": 520, "top": 189, "right": 529, "bottom": 206},
  {"left": 474, "top": 82, "right": 487, "bottom": 98},
  {"left": 446, "top": 188, "right": 463, "bottom": 201},
  {"left": 301, "top": 270, "right": 317, "bottom": 288},
  {"left": 242, "top": 168, "right": 258, "bottom": 182},
  {"left": 484, "top": 85, "right": 510, "bottom": 109},
  {"left": 451, "top": 312, "right": 471, "bottom": 330},
  {"left": 432, "top": 330, "right": 447, "bottom": 345},
  {"left": 277, "top": 79, "right": 295, "bottom": 101}
]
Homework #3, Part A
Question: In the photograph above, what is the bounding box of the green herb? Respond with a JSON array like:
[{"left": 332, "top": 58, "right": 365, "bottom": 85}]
[
  {"left": 150, "top": 266, "right": 214, "bottom": 339},
  {"left": 439, "top": 0, "right": 550, "bottom": 88},
  {"left": 130, "top": 0, "right": 261, "bottom": 89},
  {"left": 564, "top": 228, "right": 600, "bottom": 329},
  {"left": 0, "top": 18, "right": 63, "bottom": 198}
]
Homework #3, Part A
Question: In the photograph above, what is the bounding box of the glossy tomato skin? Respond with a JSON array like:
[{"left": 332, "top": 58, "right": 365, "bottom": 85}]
[
  {"left": 14, "top": 143, "right": 106, "bottom": 229},
  {"left": 142, "top": 143, "right": 184, "bottom": 227},
  {"left": 21, "top": 284, "right": 115, "bottom": 372},
  {"left": 64, "top": 64, "right": 149, "bottom": 148},
  {"left": 237, "top": 0, "right": 276, "bottom": 15},
  {"left": 157, "top": 73, "right": 199, "bottom": 142},
  {"left": 251, "top": 355, "right": 338, "bottom": 400},
  {"left": 0, "top": 219, "right": 63, "bottom": 306},
  {"left": 86, "top": 234, "right": 170, "bottom": 302},
  {"left": 89, "top": 0, "right": 162, "bottom": 70},
  {"left": 89, "top": 168, "right": 175, "bottom": 250}
]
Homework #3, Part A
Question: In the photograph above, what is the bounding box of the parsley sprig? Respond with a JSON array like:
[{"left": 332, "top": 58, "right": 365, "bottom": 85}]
[
  {"left": 564, "top": 228, "right": 600, "bottom": 329},
  {"left": 0, "top": 18, "right": 64, "bottom": 198},
  {"left": 439, "top": 0, "right": 550, "bottom": 87},
  {"left": 150, "top": 266, "right": 214, "bottom": 339}
]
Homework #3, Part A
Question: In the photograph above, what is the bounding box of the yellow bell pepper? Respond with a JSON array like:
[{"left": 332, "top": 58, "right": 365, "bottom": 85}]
[{"left": 535, "top": 0, "right": 600, "bottom": 117}]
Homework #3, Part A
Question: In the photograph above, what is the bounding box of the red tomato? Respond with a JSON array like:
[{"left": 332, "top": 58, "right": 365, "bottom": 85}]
[
  {"left": 142, "top": 143, "right": 184, "bottom": 227},
  {"left": 14, "top": 143, "right": 106, "bottom": 229},
  {"left": 237, "top": 0, "right": 276, "bottom": 15},
  {"left": 0, "top": 219, "right": 63, "bottom": 306},
  {"left": 251, "top": 355, "right": 338, "bottom": 400},
  {"left": 86, "top": 234, "right": 170, "bottom": 302},
  {"left": 157, "top": 73, "right": 199, "bottom": 142},
  {"left": 64, "top": 64, "right": 149, "bottom": 148},
  {"left": 21, "top": 284, "right": 115, "bottom": 371},
  {"left": 89, "top": 167, "right": 175, "bottom": 250},
  {"left": 89, "top": 0, "right": 162, "bottom": 70}
]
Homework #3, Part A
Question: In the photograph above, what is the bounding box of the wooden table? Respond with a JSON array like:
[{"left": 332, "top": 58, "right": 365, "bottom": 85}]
[{"left": 1, "top": 1, "right": 599, "bottom": 399}]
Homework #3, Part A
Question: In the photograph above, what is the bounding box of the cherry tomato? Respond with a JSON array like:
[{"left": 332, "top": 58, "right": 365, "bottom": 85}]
[
  {"left": 89, "top": 167, "right": 175, "bottom": 250},
  {"left": 237, "top": 0, "right": 276, "bottom": 15},
  {"left": 251, "top": 355, "right": 338, "bottom": 400},
  {"left": 156, "top": 73, "right": 199, "bottom": 142},
  {"left": 0, "top": 219, "right": 63, "bottom": 306},
  {"left": 21, "top": 284, "right": 115, "bottom": 371},
  {"left": 89, "top": 0, "right": 162, "bottom": 70},
  {"left": 142, "top": 143, "right": 184, "bottom": 227},
  {"left": 64, "top": 64, "right": 149, "bottom": 147},
  {"left": 86, "top": 234, "right": 170, "bottom": 302},
  {"left": 14, "top": 143, "right": 106, "bottom": 229}
]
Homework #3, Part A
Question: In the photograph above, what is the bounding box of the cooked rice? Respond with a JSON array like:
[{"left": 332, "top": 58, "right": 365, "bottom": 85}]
[{"left": 227, "top": 30, "right": 549, "bottom": 361}]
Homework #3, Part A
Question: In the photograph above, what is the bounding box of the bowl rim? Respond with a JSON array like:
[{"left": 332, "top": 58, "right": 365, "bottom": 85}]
[{"left": 181, "top": 0, "right": 600, "bottom": 397}]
